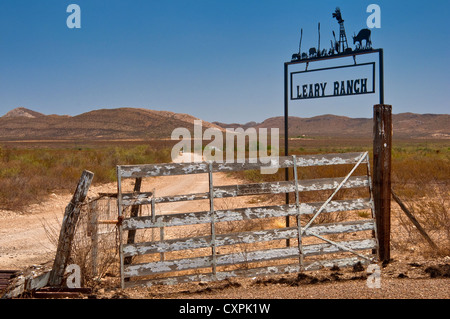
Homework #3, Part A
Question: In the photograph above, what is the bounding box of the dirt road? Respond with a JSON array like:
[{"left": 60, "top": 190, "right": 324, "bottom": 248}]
[{"left": 0, "top": 194, "right": 71, "bottom": 269}]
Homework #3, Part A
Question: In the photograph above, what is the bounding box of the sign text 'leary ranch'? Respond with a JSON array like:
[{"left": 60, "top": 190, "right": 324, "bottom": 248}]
[{"left": 290, "top": 62, "right": 375, "bottom": 100}]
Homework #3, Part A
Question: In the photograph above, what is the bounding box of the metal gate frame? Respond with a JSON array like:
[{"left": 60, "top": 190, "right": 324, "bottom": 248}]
[{"left": 116, "top": 152, "right": 378, "bottom": 288}]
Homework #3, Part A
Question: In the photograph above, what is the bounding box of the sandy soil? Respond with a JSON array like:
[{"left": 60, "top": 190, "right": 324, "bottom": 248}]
[
  {"left": 0, "top": 152, "right": 249, "bottom": 270},
  {"left": 0, "top": 190, "right": 79, "bottom": 269},
  {"left": 0, "top": 153, "right": 448, "bottom": 299}
]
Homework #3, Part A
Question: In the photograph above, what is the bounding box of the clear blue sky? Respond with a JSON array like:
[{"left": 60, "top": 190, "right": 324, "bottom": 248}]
[{"left": 0, "top": 0, "right": 448, "bottom": 123}]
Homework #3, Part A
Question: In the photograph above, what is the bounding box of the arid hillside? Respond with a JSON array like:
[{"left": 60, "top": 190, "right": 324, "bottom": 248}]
[
  {"left": 0, "top": 107, "right": 223, "bottom": 140},
  {"left": 215, "top": 113, "right": 450, "bottom": 139},
  {"left": 2, "top": 107, "right": 45, "bottom": 119}
]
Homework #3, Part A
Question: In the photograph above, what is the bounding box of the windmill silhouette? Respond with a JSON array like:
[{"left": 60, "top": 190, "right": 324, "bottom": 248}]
[{"left": 332, "top": 7, "right": 350, "bottom": 54}]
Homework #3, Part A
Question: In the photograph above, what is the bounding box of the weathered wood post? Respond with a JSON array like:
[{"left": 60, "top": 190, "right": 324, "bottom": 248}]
[
  {"left": 88, "top": 200, "right": 98, "bottom": 278},
  {"left": 124, "top": 177, "right": 142, "bottom": 265},
  {"left": 48, "top": 170, "right": 94, "bottom": 287},
  {"left": 373, "top": 105, "right": 392, "bottom": 262}
]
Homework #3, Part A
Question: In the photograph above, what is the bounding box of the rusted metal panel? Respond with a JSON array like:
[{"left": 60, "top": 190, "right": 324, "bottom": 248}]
[
  {"left": 32, "top": 287, "right": 92, "bottom": 299},
  {"left": 123, "top": 220, "right": 375, "bottom": 257},
  {"left": 124, "top": 238, "right": 376, "bottom": 278},
  {"left": 0, "top": 270, "right": 19, "bottom": 279},
  {"left": 121, "top": 176, "right": 369, "bottom": 207},
  {"left": 118, "top": 153, "right": 367, "bottom": 179},
  {"left": 0, "top": 270, "right": 20, "bottom": 292},
  {"left": 122, "top": 198, "right": 372, "bottom": 230}
]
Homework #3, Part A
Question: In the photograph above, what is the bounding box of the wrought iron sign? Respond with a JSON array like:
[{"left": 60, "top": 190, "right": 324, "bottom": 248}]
[
  {"left": 291, "top": 7, "right": 373, "bottom": 61},
  {"left": 283, "top": 6, "right": 385, "bottom": 187},
  {"left": 286, "top": 7, "right": 384, "bottom": 103}
]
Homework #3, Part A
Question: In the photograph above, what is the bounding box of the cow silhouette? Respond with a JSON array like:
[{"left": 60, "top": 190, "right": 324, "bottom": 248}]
[
  {"left": 353, "top": 29, "right": 372, "bottom": 49},
  {"left": 292, "top": 53, "right": 301, "bottom": 61}
]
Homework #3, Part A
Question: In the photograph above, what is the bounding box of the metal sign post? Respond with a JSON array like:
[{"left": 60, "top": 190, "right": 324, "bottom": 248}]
[{"left": 283, "top": 20, "right": 390, "bottom": 261}]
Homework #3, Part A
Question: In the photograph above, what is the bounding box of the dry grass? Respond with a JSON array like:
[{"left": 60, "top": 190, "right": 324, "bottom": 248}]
[
  {"left": 391, "top": 145, "right": 449, "bottom": 256},
  {"left": 0, "top": 141, "right": 173, "bottom": 210}
]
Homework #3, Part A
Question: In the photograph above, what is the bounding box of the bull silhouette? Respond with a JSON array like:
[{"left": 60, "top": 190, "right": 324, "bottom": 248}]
[{"left": 353, "top": 29, "right": 372, "bottom": 49}]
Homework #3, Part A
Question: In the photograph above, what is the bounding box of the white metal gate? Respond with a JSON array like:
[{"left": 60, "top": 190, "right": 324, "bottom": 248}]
[{"left": 116, "top": 152, "right": 378, "bottom": 288}]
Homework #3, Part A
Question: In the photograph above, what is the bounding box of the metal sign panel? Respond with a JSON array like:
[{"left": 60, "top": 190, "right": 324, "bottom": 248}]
[{"left": 290, "top": 62, "right": 375, "bottom": 100}]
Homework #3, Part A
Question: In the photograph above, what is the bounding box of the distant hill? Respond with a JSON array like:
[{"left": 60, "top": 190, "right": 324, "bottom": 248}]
[
  {"left": 0, "top": 107, "right": 448, "bottom": 140},
  {"left": 2, "top": 107, "right": 45, "bottom": 119},
  {"left": 0, "top": 107, "right": 223, "bottom": 141},
  {"left": 215, "top": 113, "right": 450, "bottom": 139},
  {"left": 212, "top": 121, "right": 258, "bottom": 131}
]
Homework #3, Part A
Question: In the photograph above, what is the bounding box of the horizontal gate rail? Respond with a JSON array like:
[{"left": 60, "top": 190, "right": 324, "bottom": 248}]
[
  {"left": 122, "top": 198, "right": 372, "bottom": 230},
  {"left": 124, "top": 239, "right": 376, "bottom": 278},
  {"left": 118, "top": 152, "right": 367, "bottom": 178},
  {"left": 116, "top": 152, "right": 378, "bottom": 289},
  {"left": 121, "top": 176, "right": 369, "bottom": 206},
  {"left": 123, "top": 219, "right": 375, "bottom": 257},
  {"left": 126, "top": 256, "right": 369, "bottom": 288}
]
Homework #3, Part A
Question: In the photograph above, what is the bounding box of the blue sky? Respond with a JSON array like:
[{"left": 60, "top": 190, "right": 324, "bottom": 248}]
[{"left": 0, "top": 0, "right": 449, "bottom": 123}]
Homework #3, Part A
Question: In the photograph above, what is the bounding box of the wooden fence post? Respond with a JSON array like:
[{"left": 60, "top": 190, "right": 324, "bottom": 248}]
[
  {"left": 373, "top": 105, "right": 392, "bottom": 262},
  {"left": 89, "top": 200, "right": 99, "bottom": 278},
  {"left": 124, "top": 177, "right": 142, "bottom": 265},
  {"left": 48, "top": 170, "right": 94, "bottom": 287}
]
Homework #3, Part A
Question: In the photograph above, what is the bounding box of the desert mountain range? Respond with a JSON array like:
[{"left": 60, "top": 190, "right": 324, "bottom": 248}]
[
  {"left": 0, "top": 107, "right": 223, "bottom": 140},
  {"left": 214, "top": 113, "right": 450, "bottom": 139},
  {"left": 0, "top": 107, "right": 448, "bottom": 140}
]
